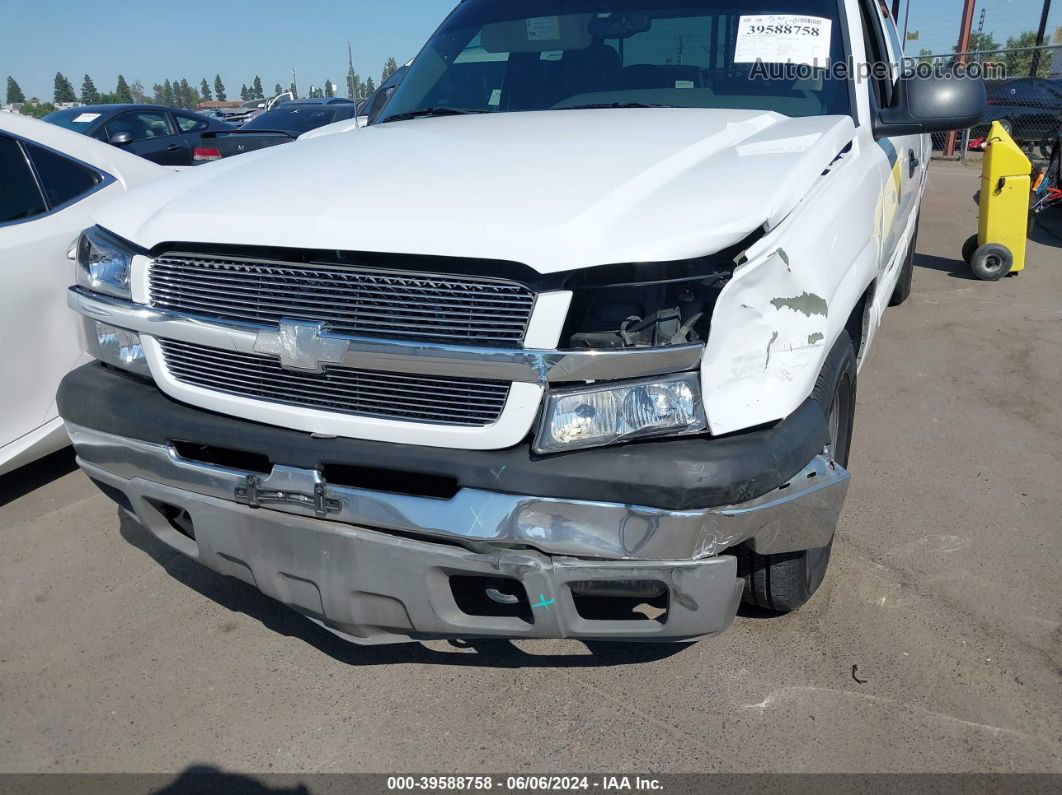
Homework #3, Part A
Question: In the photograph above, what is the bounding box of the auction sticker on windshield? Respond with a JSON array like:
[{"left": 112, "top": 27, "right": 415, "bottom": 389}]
[
  {"left": 526, "top": 16, "right": 560, "bottom": 41},
  {"left": 734, "top": 15, "right": 832, "bottom": 67}
]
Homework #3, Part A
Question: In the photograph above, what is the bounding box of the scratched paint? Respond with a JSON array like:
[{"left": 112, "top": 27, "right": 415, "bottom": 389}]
[{"left": 769, "top": 292, "right": 829, "bottom": 317}]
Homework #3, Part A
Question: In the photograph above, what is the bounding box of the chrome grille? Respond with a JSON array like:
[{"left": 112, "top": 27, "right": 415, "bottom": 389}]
[
  {"left": 159, "top": 339, "right": 511, "bottom": 426},
  {"left": 148, "top": 254, "right": 535, "bottom": 346}
]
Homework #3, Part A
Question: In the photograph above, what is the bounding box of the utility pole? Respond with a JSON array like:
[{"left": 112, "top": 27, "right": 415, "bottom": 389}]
[
  {"left": 943, "top": 0, "right": 978, "bottom": 158},
  {"left": 1030, "top": 0, "right": 1052, "bottom": 77},
  {"left": 290, "top": 67, "right": 298, "bottom": 99}
]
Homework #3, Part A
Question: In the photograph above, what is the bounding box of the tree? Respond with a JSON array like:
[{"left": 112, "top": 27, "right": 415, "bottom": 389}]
[
  {"left": 130, "top": 80, "right": 147, "bottom": 103},
  {"left": 252, "top": 75, "right": 264, "bottom": 99},
  {"left": 965, "top": 31, "right": 999, "bottom": 55},
  {"left": 53, "top": 72, "right": 76, "bottom": 104},
  {"left": 365, "top": 76, "right": 376, "bottom": 94},
  {"left": 346, "top": 71, "right": 363, "bottom": 99},
  {"left": 162, "top": 78, "right": 175, "bottom": 106},
  {"left": 289, "top": 81, "right": 298, "bottom": 99},
  {"left": 152, "top": 83, "right": 166, "bottom": 104},
  {"left": 274, "top": 83, "right": 283, "bottom": 96},
  {"left": 1004, "top": 31, "right": 1050, "bottom": 78},
  {"left": 200, "top": 78, "right": 212, "bottom": 101},
  {"left": 324, "top": 79, "right": 335, "bottom": 98},
  {"left": 114, "top": 74, "right": 133, "bottom": 103},
  {"left": 178, "top": 78, "right": 197, "bottom": 109},
  {"left": 214, "top": 74, "right": 226, "bottom": 102},
  {"left": 381, "top": 57, "right": 399, "bottom": 83},
  {"left": 6, "top": 76, "right": 25, "bottom": 104},
  {"left": 19, "top": 101, "right": 57, "bottom": 118},
  {"left": 80, "top": 74, "right": 100, "bottom": 104}
]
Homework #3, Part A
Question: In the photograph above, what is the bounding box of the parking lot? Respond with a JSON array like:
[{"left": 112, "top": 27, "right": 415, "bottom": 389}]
[{"left": 1, "top": 159, "right": 1060, "bottom": 775}]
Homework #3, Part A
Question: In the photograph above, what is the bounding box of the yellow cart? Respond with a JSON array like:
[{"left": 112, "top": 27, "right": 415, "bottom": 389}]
[{"left": 962, "top": 120, "right": 1032, "bottom": 281}]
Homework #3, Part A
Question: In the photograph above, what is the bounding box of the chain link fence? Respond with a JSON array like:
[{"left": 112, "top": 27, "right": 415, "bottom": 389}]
[{"left": 919, "top": 45, "right": 1062, "bottom": 161}]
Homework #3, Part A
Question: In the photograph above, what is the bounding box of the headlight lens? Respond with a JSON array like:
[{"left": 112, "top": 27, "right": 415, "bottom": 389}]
[
  {"left": 75, "top": 226, "right": 135, "bottom": 299},
  {"left": 84, "top": 319, "right": 150, "bottom": 377},
  {"left": 534, "top": 373, "right": 706, "bottom": 454}
]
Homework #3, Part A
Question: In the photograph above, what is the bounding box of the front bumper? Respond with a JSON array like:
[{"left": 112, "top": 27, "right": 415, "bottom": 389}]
[
  {"left": 61, "top": 364, "right": 850, "bottom": 644},
  {"left": 82, "top": 459, "right": 746, "bottom": 644}
]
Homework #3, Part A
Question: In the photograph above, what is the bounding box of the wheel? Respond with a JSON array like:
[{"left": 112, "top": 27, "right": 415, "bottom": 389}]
[
  {"left": 889, "top": 214, "right": 919, "bottom": 306},
  {"left": 969, "top": 243, "right": 1013, "bottom": 281},
  {"left": 962, "top": 234, "right": 979, "bottom": 265},
  {"left": 737, "top": 334, "right": 856, "bottom": 613}
]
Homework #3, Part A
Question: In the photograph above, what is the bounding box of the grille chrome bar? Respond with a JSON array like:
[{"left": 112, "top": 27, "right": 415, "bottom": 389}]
[
  {"left": 149, "top": 254, "right": 536, "bottom": 347},
  {"left": 159, "top": 339, "right": 511, "bottom": 426},
  {"left": 69, "top": 288, "right": 705, "bottom": 385}
]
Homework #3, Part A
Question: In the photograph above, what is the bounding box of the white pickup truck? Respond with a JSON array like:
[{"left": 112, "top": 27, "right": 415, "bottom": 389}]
[{"left": 60, "top": 0, "right": 984, "bottom": 644}]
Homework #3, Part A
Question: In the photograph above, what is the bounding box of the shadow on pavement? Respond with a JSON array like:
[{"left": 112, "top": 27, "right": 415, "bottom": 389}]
[
  {"left": 117, "top": 511, "right": 690, "bottom": 668},
  {"left": 912, "top": 252, "right": 977, "bottom": 280},
  {"left": 151, "top": 766, "right": 311, "bottom": 794},
  {"left": 0, "top": 447, "right": 78, "bottom": 509},
  {"left": 1030, "top": 208, "right": 1062, "bottom": 247}
]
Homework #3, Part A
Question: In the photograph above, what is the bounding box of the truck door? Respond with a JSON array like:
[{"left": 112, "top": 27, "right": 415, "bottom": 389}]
[{"left": 861, "top": 0, "right": 923, "bottom": 285}]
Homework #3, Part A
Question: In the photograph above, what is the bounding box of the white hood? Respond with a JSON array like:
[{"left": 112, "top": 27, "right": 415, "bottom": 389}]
[{"left": 95, "top": 108, "right": 855, "bottom": 274}]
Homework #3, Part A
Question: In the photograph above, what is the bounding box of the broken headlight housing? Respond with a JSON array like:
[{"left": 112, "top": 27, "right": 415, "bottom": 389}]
[
  {"left": 75, "top": 226, "right": 135, "bottom": 299},
  {"left": 534, "top": 373, "right": 706, "bottom": 454}
]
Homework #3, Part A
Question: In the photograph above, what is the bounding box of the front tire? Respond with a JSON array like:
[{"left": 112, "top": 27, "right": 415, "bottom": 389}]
[{"left": 737, "top": 334, "right": 856, "bottom": 613}]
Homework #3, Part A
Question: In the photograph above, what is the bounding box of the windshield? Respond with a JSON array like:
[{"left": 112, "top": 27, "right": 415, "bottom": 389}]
[
  {"left": 380, "top": 0, "right": 850, "bottom": 123},
  {"left": 243, "top": 107, "right": 342, "bottom": 133}
]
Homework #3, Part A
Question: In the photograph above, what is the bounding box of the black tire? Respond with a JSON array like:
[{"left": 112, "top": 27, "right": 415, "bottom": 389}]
[
  {"left": 737, "top": 334, "right": 856, "bottom": 613},
  {"left": 889, "top": 214, "right": 919, "bottom": 306},
  {"left": 969, "top": 243, "right": 1013, "bottom": 281},
  {"left": 962, "top": 233, "right": 979, "bottom": 265}
]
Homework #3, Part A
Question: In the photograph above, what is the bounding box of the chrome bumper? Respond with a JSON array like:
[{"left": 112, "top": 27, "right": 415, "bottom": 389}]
[{"left": 68, "top": 424, "right": 849, "bottom": 560}]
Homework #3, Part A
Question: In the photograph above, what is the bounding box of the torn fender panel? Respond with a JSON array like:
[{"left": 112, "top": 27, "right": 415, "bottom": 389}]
[{"left": 700, "top": 138, "right": 884, "bottom": 435}]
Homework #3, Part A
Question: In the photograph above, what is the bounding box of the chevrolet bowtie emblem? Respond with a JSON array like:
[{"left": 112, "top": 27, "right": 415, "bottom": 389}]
[{"left": 252, "top": 320, "right": 347, "bottom": 373}]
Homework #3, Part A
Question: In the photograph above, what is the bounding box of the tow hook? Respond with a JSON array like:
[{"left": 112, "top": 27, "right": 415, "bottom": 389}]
[{"left": 234, "top": 465, "right": 342, "bottom": 519}]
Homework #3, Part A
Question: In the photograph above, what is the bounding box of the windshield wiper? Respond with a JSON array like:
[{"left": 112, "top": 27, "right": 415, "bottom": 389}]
[
  {"left": 557, "top": 102, "right": 677, "bottom": 110},
  {"left": 381, "top": 107, "right": 489, "bottom": 123}
]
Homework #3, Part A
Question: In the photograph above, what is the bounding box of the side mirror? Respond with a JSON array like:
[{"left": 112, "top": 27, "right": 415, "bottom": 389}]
[
  {"left": 109, "top": 131, "right": 133, "bottom": 146},
  {"left": 874, "top": 71, "right": 986, "bottom": 139}
]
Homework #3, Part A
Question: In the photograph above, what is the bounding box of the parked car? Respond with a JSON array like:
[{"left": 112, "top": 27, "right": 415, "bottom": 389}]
[
  {"left": 979, "top": 78, "right": 1062, "bottom": 158},
  {"left": 218, "top": 93, "right": 294, "bottom": 126},
  {"left": 0, "top": 113, "right": 167, "bottom": 476},
  {"left": 42, "top": 104, "right": 232, "bottom": 166},
  {"left": 58, "top": 0, "right": 984, "bottom": 645},
  {"left": 193, "top": 98, "right": 356, "bottom": 161},
  {"left": 299, "top": 64, "right": 411, "bottom": 142}
]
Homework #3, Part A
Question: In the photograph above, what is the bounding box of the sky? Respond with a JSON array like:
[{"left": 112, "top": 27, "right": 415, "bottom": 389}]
[{"left": 3, "top": 0, "right": 1060, "bottom": 102}]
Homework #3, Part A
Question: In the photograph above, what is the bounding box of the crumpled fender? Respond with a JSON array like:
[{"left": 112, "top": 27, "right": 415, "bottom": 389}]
[{"left": 701, "top": 135, "right": 884, "bottom": 435}]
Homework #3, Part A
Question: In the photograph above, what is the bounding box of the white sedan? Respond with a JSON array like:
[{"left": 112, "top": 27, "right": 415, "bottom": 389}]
[{"left": 0, "top": 113, "right": 167, "bottom": 475}]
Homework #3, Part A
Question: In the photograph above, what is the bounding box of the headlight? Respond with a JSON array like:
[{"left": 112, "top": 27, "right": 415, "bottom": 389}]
[
  {"left": 84, "top": 318, "right": 150, "bottom": 378},
  {"left": 534, "top": 373, "right": 706, "bottom": 454},
  {"left": 75, "top": 226, "right": 136, "bottom": 299}
]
